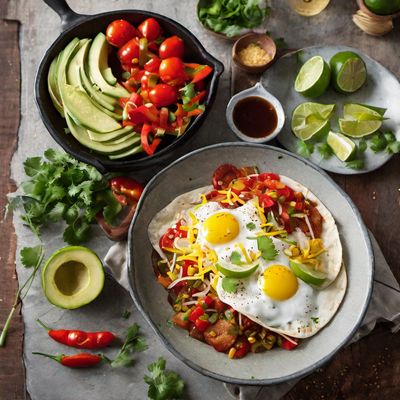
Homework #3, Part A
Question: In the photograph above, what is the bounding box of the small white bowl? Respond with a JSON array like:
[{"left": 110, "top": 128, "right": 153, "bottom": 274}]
[{"left": 226, "top": 82, "right": 285, "bottom": 143}]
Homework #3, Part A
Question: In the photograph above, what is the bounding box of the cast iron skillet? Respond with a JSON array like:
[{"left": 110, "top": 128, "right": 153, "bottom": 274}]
[{"left": 35, "top": 0, "right": 224, "bottom": 173}]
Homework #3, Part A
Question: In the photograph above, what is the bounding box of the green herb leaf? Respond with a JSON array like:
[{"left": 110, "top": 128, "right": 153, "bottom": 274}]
[
  {"left": 257, "top": 236, "right": 278, "bottom": 260},
  {"left": 230, "top": 251, "right": 243, "bottom": 265},
  {"left": 317, "top": 143, "right": 333, "bottom": 159},
  {"left": 111, "top": 323, "right": 148, "bottom": 368},
  {"left": 383, "top": 130, "right": 396, "bottom": 143},
  {"left": 358, "top": 138, "right": 367, "bottom": 153},
  {"left": 297, "top": 140, "right": 314, "bottom": 158},
  {"left": 311, "top": 317, "right": 319, "bottom": 324},
  {"left": 144, "top": 357, "right": 185, "bottom": 400},
  {"left": 246, "top": 222, "right": 256, "bottom": 231},
  {"left": 369, "top": 133, "right": 387, "bottom": 153},
  {"left": 346, "top": 159, "right": 364, "bottom": 170},
  {"left": 20, "top": 245, "right": 43, "bottom": 268},
  {"left": 23, "top": 157, "right": 42, "bottom": 177},
  {"left": 221, "top": 277, "right": 239, "bottom": 294},
  {"left": 180, "top": 83, "right": 196, "bottom": 105},
  {"left": 387, "top": 141, "right": 400, "bottom": 154}
]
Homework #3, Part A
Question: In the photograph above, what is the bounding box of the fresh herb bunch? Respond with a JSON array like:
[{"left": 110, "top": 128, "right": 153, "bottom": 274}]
[
  {"left": 144, "top": 357, "right": 185, "bottom": 400},
  {"left": 8, "top": 149, "right": 122, "bottom": 245},
  {"left": 198, "top": 0, "right": 270, "bottom": 37}
]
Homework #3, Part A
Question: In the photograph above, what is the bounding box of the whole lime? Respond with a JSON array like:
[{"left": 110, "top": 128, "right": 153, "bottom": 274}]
[{"left": 364, "top": 0, "right": 400, "bottom": 15}]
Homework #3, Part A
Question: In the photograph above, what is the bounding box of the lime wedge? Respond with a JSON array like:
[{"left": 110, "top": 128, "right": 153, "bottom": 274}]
[
  {"left": 294, "top": 55, "right": 331, "bottom": 98},
  {"left": 289, "top": 260, "right": 326, "bottom": 286},
  {"left": 291, "top": 102, "right": 335, "bottom": 141},
  {"left": 351, "top": 103, "right": 386, "bottom": 117},
  {"left": 343, "top": 103, "right": 384, "bottom": 121},
  {"left": 327, "top": 131, "right": 356, "bottom": 161},
  {"left": 339, "top": 119, "right": 381, "bottom": 137},
  {"left": 330, "top": 51, "right": 367, "bottom": 94},
  {"left": 216, "top": 262, "right": 259, "bottom": 279}
]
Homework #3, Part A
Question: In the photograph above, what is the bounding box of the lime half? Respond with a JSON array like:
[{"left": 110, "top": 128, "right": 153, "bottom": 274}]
[
  {"left": 294, "top": 56, "right": 331, "bottom": 98},
  {"left": 291, "top": 102, "right": 335, "bottom": 141},
  {"left": 327, "top": 131, "right": 356, "bottom": 161},
  {"left": 216, "top": 262, "right": 259, "bottom": 279},
  {"left": 289, "top": 260, "right": 326, "bottom": 286},
  {"left": 330, "top": 51, "right": 367, "bottom": 94}
]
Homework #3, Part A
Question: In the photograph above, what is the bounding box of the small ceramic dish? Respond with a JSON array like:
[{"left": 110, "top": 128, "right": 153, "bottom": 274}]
[
  {"left": 232, "top": 33, "right": 277, "bottom": 74},
  {"left": 226, "top": 82, "right": 285, "bottom": 143}
]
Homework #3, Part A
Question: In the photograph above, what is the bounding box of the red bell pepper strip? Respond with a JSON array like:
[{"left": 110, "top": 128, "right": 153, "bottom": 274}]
[
  {"left": 141, "top": 123, "right": 161, "bottom": 156},
  {"left": 191, "top": 65, "right": 213, "bottom": 84},
  {"left": 109, "top": 176, "right": 144, "bottom": 206},
  {"left": 37, "top": 319, "right": 116, "bottom": 349},
  {"left": 33, "top": 352, "right": 103, "bottom": 368},
  {"left": 159, "top": 107, "right": 169, "bottom": 130},
  {"left": 187, "top": 108, "right": 204, "bottom": 117}
]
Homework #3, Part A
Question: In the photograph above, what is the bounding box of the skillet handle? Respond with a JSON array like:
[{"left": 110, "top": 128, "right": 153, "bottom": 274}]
[{"left": 43, "top": 0, "right": 87, "bottom": 29}]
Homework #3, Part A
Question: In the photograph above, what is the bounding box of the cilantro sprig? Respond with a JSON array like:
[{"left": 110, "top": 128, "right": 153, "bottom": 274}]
[
  {"left": 257, "top": 236, "right": 278, "bottom": 261},
  {"left": 8, "top": 149, "right": 122, "bottom": 245},
  {"left": 144, "top": 357, "right": 185, "bottom": 400}
]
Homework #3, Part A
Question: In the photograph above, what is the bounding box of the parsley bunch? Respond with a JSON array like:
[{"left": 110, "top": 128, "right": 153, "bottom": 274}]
[{"left": 8, "top": 149, "right": 122, "bottom": 245}]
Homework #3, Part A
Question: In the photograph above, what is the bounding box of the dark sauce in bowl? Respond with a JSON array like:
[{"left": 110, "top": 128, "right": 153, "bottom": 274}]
[{"left": 232, "top": 96, "right": 278, "bottom": 138}]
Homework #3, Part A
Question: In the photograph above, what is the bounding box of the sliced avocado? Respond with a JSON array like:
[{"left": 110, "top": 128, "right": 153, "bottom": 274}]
[
  {"left": 108, "top": 144, "right": 143, "bottom": 159},
  {"left": 88, "top": 32, "right": 130, "bottom": 98},
  {"left": 48, "top": 55, "right": 64, "bottom": 117},
  {"left": 67, "top": 39, "right": 91, "bottom": 88},
  {"left": 88, "top": 126, "right": 134, "bottom": 142},
  {"left": 79, "top": 66, "right": 117, "bottom": 111},
  {"left": 102, "top": 66, "right": 117, "bottom": 85},
  {"left": 61, "top": 84, "right": 121, "bottom": 133},
  {"left": 42, "top": 246, "right": 104, "bottom": 309},
  {"left": 92, "top": 100, "right": 123, "bottom": 121},
  {"left": 57, "top": 37, "right": 81, "bottom": 97},
  {"left": 65, "top": 113, "right": 141, "bottom": 154}
]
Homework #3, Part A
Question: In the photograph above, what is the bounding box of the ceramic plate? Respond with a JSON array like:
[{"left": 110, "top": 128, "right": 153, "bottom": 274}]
[
  {"left": 261, "top": 45, "right": 400, "bottom": 174},
  {"left": 127, "top": 143, "right": 373, "bottom": 385}
]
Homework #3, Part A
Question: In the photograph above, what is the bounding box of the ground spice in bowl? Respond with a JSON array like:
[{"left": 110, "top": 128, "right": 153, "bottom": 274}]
[{"left": 238, "top": 42, "right": 272, "bottom": 66}]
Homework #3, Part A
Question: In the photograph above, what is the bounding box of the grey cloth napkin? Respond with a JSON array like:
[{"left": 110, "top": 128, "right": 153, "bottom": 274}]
[{"left": 104, "top": 231, "right": 400, "bottom": 400}]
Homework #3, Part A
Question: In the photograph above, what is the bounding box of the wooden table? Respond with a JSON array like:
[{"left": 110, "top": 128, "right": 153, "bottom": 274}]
[{"left": 1, "top": 1, "right": 399, "bottom": 398}]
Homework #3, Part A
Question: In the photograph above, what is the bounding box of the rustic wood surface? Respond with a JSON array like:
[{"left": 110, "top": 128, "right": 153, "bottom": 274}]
[{"left": 1, "top": 0, "right": 399, "bottom": 398}]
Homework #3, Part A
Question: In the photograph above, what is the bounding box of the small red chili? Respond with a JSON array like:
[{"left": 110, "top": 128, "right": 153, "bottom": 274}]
[
  {"left": 32, "top": 352, "right": 103, "bottom": 368},
  {"left": 37, "top": 319, "right": 116, "bottom": 350},
  {"left": 109, "top": 176, "right": 144, "bottom": 206}
]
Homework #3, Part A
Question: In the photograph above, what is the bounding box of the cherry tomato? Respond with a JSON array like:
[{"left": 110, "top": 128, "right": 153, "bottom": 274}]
[
  {"left": 106, "top": 19, "right": 139, "bottom": 48},
  {"left": 117, "top": 38, "right": 139, "bottom": 65},
  {"left": 259, "top": 194, "right": 275, "bottom": 209},
  {"left": 144, "top": 56, "right": 162, "bottom": 73},
  {"left": 159, "top": 35, "right": 184, "bottom": 59},
  {"left": 194, "top": 318, "right": 210, "bottom": 332},
  {"left": 159, "top": 57, "right": 187, "bottom": 86},
  {"left": 159, "top": 220, "right": 187, "bottom": 249},
  {"left": 138, "top": 18, "right": 161, "bottom": 41},
  {"left": 149, "top": 84, "right": 178, "bottom": 108},
  {"left": 212, "top": 164, "right": 241, "bottom": 190}
]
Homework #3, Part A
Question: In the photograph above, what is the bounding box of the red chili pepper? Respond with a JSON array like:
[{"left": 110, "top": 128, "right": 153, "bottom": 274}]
[
  {"left": 33, "top": 352, "right": 103, "bottom": 368},
  {"left": 37, "top": 319, "right": 116, "bottom": 349},
  {"left": 141, "top": 123, "right": 161, "bottom": 155},
  {"left": 189, "top": 306, "right": 205, "bottom": 323},
  {"left": 109, "top": 176, "right": 144, "bottom": 206},
  {"left": 233, "top": 336, "right": 251, "bottom": 359}
]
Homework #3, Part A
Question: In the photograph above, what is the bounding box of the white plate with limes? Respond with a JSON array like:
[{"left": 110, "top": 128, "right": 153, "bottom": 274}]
[{"left": 261, "top": 45, "right": 400, "bottom": 174}]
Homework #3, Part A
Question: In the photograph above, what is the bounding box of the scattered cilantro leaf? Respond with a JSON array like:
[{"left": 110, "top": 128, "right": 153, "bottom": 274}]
[
  {"left": 144, "top": 357, "right": 185, "bottom": 400},
  {"left": 383, "top": 130, "right": 396, "bottom": 143},
  {"left": 358, "top": 138, "right": 367, "bottom": 153},
  {"left": 311, "top": 317, "right": 319, "bottom": 324},
  {"left": 297, "top": 140, "right": 314, "bottom": 158},
  {"left": 122, "top": 310, "right": 131, "bottom": 319},
  {"left": 111, "top": 323, "right": 148, "bottom": 368},
  {"left": 387, "top": 141, "right": 400, "bottom": 154},
  {"left": 257, "top": 236, "right": 278, "bottom": 261},
  {"left": 20, "top": 245, "right": 43, "bottom": 268},
  {"left": 230, "top": 251, "right": 243, "bottom": 266},
  {"left": 246, "top": 222, "right": 256, "bottom": 231},
  {"left": 221, "top": 277, "right": 239, "bottom": 294},
  {"left": 346, "top": 159, "right": 364, "bottom": 170},
  {"left": 369, "top": 133, "right": 387, "bottom": 153},
  {"left": 317, "top": 143, "right": 333, "bottom": 159},
  {"left": 23, "top": 157, "right": 42, "bottom": 177}
]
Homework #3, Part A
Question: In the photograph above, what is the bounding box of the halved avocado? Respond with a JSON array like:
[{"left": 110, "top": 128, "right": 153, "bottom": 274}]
[{"left": 42, "top": 246, "right": 104, "bottom": 309}]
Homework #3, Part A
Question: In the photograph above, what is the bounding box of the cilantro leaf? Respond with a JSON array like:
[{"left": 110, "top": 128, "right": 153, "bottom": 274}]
[
  {"left": 144, "top": 357, "right": 185, "bottom": 400},
  {"left": 346, "top": 159, "right": 364, "bottom": 170},
  {"left": 297, "top": 140, "right": 314, "bottom": 158},
  {"left": 23, "top": 157, "right": 42, "bottom": 177},
  {"left": 387, "top": 141, "right": 400, "bottom": 154},
  {"left": 230, "top": 251, "right": 243, "bottom": 266},
  {"left": 358, "top": 138, "right": 367, "bottom": 153},
  {"left": 311, "top": 317, "right": 319, "bottom": 324},
  {"left": 246, "top": 222, "right": 256, "bottom": 231},
  {"left": 317, "top": 143, "right": 333, "bottom": 159},
  {"left": 111, "top": 323, "right": 148, "bottom": 368},
  {"left": 180, "top": 83, "right": 196, "bottom": 105},
  {"left": 383, "top": 131, "right": 396, "bottom": 143},
  {"left": 47, "top": 202, "right": 66, "bottom": 223},
  {"left": 20, "top": 245, "right": 43, "bottom": 268},
  {"left": 221, "top": 277, "right": 238, "bottom": 293},
  {"left": 257, "top": 236, "right": 278, "bottom": 261},
  {"left": 369, "top": 133, "right": 387, "bottom": 153}
]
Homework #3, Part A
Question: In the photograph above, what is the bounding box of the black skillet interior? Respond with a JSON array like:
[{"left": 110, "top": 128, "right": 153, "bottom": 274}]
[{"left": 36, "top": 1, "right": 224, "bottom": 173}]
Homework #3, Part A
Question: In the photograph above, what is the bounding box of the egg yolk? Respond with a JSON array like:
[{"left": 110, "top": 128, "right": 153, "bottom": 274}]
[
  {"left": 263, "top": 265, "right": 298, "bottom": 301},
  {"left": 202, "top": 212, "right": 240, "bottom": 245}
]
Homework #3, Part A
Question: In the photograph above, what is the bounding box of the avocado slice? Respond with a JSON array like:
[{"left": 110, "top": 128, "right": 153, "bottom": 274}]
[
  {"left": 66, "top": 39, "right": 91, "bottom": 89},
  {"left": 42, "top": 246, "right": 104, "bottom": 309},
  {"left": 48, "top": 55, "right": 64, "bottom": 117},
  {"left": 61, "top": 84, "right": 121, "bottom": 133},
  {"left": 88, "top": 125, "right": 134, "bottom": 142},
  {"left": 102, "top": 66, "right": 117, "bottom": 85},
  {"left": 65, "top": 113, "right": 141, "bottom": 154},
  {"left": 88, "top": 32, "right": 130, "bottom": 98},
  {"left": 108, "top": 144, "right": 144, "bottom": 159}
]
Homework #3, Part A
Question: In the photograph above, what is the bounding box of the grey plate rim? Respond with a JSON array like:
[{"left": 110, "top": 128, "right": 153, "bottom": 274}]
[
  {"left": 127, "top": 142, "right": 374, "bottom": 386},
  {"left": 265, "top": 44, "right": 398, "bottom": 175}
]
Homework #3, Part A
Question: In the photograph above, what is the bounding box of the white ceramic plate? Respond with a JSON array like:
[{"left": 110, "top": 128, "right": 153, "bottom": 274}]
[
  {"left": 261, "top": 45, "right": 400, "bottom": 174},
  {"left": 127, "top": 143, "right": 373, "bottom": 385}
]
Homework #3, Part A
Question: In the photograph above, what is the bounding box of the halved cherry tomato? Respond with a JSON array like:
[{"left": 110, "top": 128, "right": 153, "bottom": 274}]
[
  {"left": 233, "top": 336, "right": 251, "bottom": 359},
  {"left": 141, "top": 73, "right": 159, "bottom": 90},
  {"left": 212, "top": 164, "right": 241, "bottom": 190},
  {"left": 149, "top": 84, "right": 178, "bottom": 108},
  {"left": 159, "top": 35, "right": 184, "bottom": 59},
  {"left": 195, "top": 317, "right": 210, "bottom": 332},
  {"left": 159, "top": 220, "right": 187, "bottom": 249},
  {"left": 106, "top": 19, "right": 139, "bottom": 48},
  {"left": 259, "top": 193, "right": 275, "bottom": 208},
  {"left": 159, "top": 57, "right": 187, "bottom": 86},
  {"left": 144, "top": 56, "right": 162, "bottom": 73},
  {"left": 138, "top": 18, "right": 161, "bottom": 41},
  {"left": 117, "top": 38, "right": 139, "bottom": 65}
]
